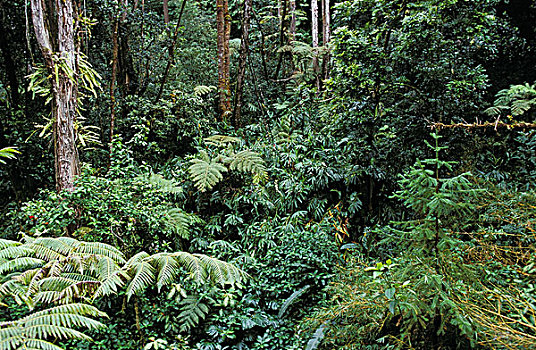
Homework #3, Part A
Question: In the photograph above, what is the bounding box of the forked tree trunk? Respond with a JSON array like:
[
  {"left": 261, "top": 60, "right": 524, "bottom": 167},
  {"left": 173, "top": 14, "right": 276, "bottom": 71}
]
[
  {"left": 31, "top": 0, "right": 80, "bottom": 192},
  {"left": 232, "top": 0, "right": 252, "bottom": 127},
  {"left": 217, "top": 0, "right": 231, "bottom": 120}
]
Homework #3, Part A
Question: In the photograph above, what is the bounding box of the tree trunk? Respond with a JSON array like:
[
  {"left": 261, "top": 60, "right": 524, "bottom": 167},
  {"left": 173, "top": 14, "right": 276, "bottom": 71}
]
[
  {"left": 110, "top": 18, "right": 119, "bottom": 144},
  {"left": 232, "top": 0, "right": 252, "bottom": 127},
  {"left": 321, "top": 0, "right": 330, "bottom": 80},
  {"left": 31, "top": 0, "right": 80, "bottom": 193},
  {"left": 289, "top": 0, "right": 296, "bottom": 43},
  {"left": 155, "top": 0, "right": 187, "bottom": 103},
  {"left": 163, "top": 0, "right": 169, "bottom": 23},
  {"left": 311, "top": 0, "right": 319, "bottom": 81},
  {"left": 217, "top": 0, "right": 231, "bottom": 120}
]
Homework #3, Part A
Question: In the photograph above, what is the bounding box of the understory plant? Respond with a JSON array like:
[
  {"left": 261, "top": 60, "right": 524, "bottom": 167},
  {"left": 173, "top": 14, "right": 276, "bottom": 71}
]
[{"left": 307, "top": 134, "right": 536, "bottom": 349}]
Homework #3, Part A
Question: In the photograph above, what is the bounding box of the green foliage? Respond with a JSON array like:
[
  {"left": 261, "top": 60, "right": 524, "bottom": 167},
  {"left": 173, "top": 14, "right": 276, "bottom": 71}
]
[
  {"left": 306, "top": 135, "right": 536, "bottom": 349},
  {"left": 0, "top": 236, "right": 245, "bottom": 306},
  {"left": 0, "top": 303, "right": 107, "bottom": 350},
  {"left": 0, "top": 148, "right": 19, "bottom": 165},
  {"left": 188, "top": 136, "right": 267, "bottom": 192},
  {"left": 485, "top": 82, "right": 536, "bottom": 119}
]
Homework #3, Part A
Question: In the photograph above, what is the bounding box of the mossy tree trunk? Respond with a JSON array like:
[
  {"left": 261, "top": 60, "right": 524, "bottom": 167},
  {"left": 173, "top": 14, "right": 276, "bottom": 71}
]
[{"left": 30, "top": 0, "right": 80, "bottom": 193}]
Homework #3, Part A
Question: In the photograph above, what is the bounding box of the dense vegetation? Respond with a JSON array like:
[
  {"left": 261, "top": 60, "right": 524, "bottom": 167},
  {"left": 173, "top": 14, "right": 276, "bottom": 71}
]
[{"left": 0, "top": 0, "right": 535, "bottom": 349}]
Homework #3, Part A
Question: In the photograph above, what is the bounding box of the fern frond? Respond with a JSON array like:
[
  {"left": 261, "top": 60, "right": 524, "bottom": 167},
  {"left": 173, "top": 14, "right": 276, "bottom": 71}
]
[
  {"left": 0, "top": 303, "right": 106, "bottom": 350},
  {"left": 169, "top": 252, "right": 244, "bottom": 286},
  {"left": 0, "top": 147, "right": 20, "bottom": 164},
  {"left": 305, "top": 323, "right": 327, "bottom": 350},
  {"left": 278, "top": 285, "right": 311, "bottom": 318},
  {"left": 125, "top": 259, "right": 156, "bottom": 300},
  {"left": 92, "top": 270, "right": 127, "bottom": 300},
  {"left": 178, "top": 294, "right": 209, "bottom": 332},
  {"left": 161, "top": 208, "right": 192, "bottom": 239},
  {"left": 151, "top": 253, "right": 181, "bottom": 292},
  {"left": 0, "top": 239, "right": 20, "bottom": 250},
  {"left": 0, "top": 246, "right": 36, "bottom": 260},
  {"left": 204, "top": 135, "right": 240, "bottom": 147},
  {"left": 188, "top": 158, "right": 227, "bottom": 192},
  {"left": 0, "top": 257, "right": 44, "bottom": 275},
  {"left": 193, "top": 85, "right": 216, "bottom": 96},
  {"left": 76, "top": 241, "right": 125, "bottom": 264},
  {"left": 228, "top": 150, "right": 267, "bottom": 176},
  {"left": 145, "top": 173, "right": 183, "bottom": 194}
]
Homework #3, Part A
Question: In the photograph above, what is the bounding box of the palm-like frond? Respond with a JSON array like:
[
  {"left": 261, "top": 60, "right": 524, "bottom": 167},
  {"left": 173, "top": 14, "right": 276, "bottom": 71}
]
[
  {"left": 177, "top": 294, "right": 209, "bottom": 332},
  {"left": 145, "top": 173, "right": 183, "bottom": 194},
  {"left": 0, "top": 147, "right": 20, "bottom": 164},
  {"left": 204, "top": 135, "right": 240, "bottom": 147},
  {"left": 1, "top": 236, "right": 245, "bottom": 331},
  {"left": 125, "top": 259, "right": 156, "bottom": 300},
  {"left": 161, "top": 208, "right": 201, "bottom": 239},
  {"left": 485, "top": 82, "right": 536, "bottom": 117},
  {"left": 228, "top": 150, "right": 267, "bottom": 176},
  {"left": 189, "top": 137, "right": 267, "bottom": 192},
  {"left": 0, "top": 303, "right": 106, "bottom": 350},
  {"left": 188, "top": 157, "right": 228, "bottom": 192}
]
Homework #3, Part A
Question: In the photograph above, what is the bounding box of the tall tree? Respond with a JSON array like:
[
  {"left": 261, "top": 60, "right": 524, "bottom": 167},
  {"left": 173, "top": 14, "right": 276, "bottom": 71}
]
[
  {"left": 232, "top": 0, "right": 252, "bottom": 127},
  {"left": 311, "top": 0, "right": 320, "bottom": 87},
  {"left": 30, "top": 0, "right": 80, "bottom": 192},
  {"left": 163, "top": 0, "right": 170, "bottom": 23},
  {"left": 217, "top": 0, "right": 231, "bottom": 119},
  {"left": 322, "top": 0, "right": 330, "bottom": 79},
  {"left": 289, "top": 0, "right": 296, "bottom": 42}
]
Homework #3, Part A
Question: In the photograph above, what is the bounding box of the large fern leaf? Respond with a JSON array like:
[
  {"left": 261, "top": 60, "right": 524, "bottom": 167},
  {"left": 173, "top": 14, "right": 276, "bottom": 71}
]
[
  {"left": 204, "top": 135, "right": 240, "bottom": 147},
  {"left": 145, "top": 173, "right": 183, "bottom": 194},
  {"left": 177, "top": 294, "right": 209, "bottom": 332},
  {"left": 188, "top": 157, "right": 228, "bottom": 192},
  {"left": 0, "top": 303, "right": 106, "bottom": 350},
  {"left": 125, "top": 258, "right": 156, "bottom": 300},
  {"left": 228, "top": 150, "right": 267, "bottom": 176},
  {"left": 161, "top": 208, "right": 200, "bottom": 239}
]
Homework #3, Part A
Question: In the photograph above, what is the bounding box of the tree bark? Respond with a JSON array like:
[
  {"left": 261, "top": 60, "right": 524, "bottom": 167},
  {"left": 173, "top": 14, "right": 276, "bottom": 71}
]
[
  {"left": 155, "top": 0, "right": 187, "bottom": 103},
  {"left": 217, "top": 0, "right": 231, "bottom": 120},
  {"left": 311, "top": 0, "right": 319, "bottom": 81},
  {"left": 232, "top": 0, "right": 252, "bottom": 127},
  {"left": 321, "top": 0, "right": 330, "bottom": 80},
  {"left": 31, "top": 0, "right": 80, "bottom": 193},
  {"left": 110, "top": 18, "right": 119, "bottom": 144},
  {"left": 289, "top": 0, "right": 296, "bottom": 43},
  {"left": 163, "top": 0, "right": 169, "bottom": 23}
]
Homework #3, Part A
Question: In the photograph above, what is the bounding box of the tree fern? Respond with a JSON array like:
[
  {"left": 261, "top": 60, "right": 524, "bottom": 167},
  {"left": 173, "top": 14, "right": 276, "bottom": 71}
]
[
  {"left": 0, "top": 303, "right": 106, "bottom": 350},
  {"left": 305, "top": 323, "right": 327, "bottom": 350},
  {"left": 228, "top": 150, "right": 267, "bottom": 176},
  {"left": 145, "top": 173, "right": 183, "bottom": 195},
  {"left": 188, "top": 136, "right": 267, "bottom": 192},
  {"left": 0, "top": 237, "right": 245, "bottom": 305},
  {"left": 189, "top": 154, "right": 228, "bottom": 192},
  {"left": 485, "top": 82, "right": 536, "bottom": 118},
  {"left": 125, "top": 258, "right": 156, "bottom": 300},
  {"left": 204, "top": 135, "right": 239, "bottom": 147},
  {"left": 161, "top": 208, "right": 202, "bottom": 239}
]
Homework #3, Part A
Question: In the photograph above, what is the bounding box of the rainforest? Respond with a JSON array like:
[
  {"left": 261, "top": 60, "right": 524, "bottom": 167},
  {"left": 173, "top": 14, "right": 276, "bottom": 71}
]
[{"left": 0, "top": 0, "right": 535, "bottom": 349}]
